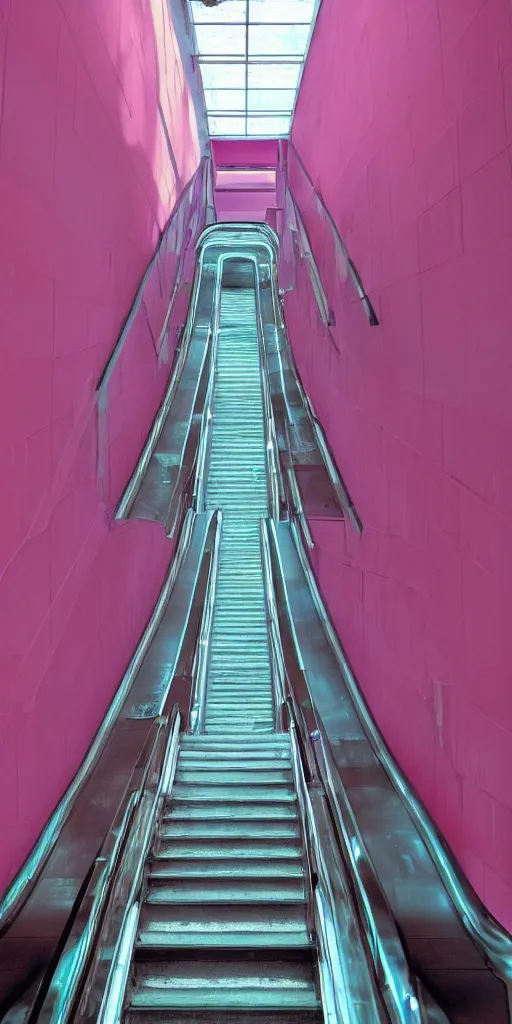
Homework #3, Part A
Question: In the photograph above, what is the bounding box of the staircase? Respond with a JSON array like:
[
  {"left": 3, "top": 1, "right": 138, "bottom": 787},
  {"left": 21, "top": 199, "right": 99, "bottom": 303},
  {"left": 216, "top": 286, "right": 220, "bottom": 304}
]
[
  {"left": 204, "top": 284, "right": 274, "bottom": 735},
  {"left": 127, "top": 735, "right": 321, "bottom": 1021},
  {"left": 124, "top": 270, "right": 323, "bottom": 1021}
]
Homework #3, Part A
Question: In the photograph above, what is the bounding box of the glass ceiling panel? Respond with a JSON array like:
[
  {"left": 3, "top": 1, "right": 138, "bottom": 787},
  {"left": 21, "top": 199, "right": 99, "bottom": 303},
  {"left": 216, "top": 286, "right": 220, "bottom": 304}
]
[
  {"left": 247, "top": 62, "right": 301, "bottom": 89},
  {"left": 208, "top": 115, "right": 246, "bottom": 136},
  {"left": 249, "top": 0, "right": 315, "bottom": 21},
  {"left": 247, "top": 88, "right": 296, "bottom": 112},
  {"left": 205, "top": 89, "right": 247, "bottom": 112},
  {"left": 247, "top": 115, "right": 291, "bottom": 136},
  {"left": 200, "top": 62, "right": 247, "bottom": 89},
  {"left": 195, "top": 24, "right": 246, "bottom": 55},
  {"left": 190, "top": 0, "right": 318, "bottom": 138},
  {"left": 248, "top": 24, "right": 310, "bottom": 56},
  {"left": 191, "top": 1, "right": 246, "bottom": 22}
]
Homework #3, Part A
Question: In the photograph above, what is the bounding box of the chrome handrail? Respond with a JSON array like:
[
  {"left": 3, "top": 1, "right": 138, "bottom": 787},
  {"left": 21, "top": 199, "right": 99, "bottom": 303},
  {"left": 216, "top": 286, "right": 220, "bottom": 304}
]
[
  {"left": 93, "top": 708, "right": 181, "bottom": 1024},
  {"left": 294, "top": 376, "right": 363, "bottom": 533},
  {"left": 98, "top": 157, "right": 210, "bottom": 397},
  {"left": 282, "top": 419, "right": 314, "bottom": 550},
  {"left": 116, "top": 225, "right": 216, "bottom": 520},
  {"left": 197, "top": 221, "right": 279, "bottom": 259},
  {"left": 288, "top": 189, "right": 334, "bottom": 328},
  {"left": 189, "top": 244, "right": 283, "bottom": 525},
  {"left": 265, "top": 518, "right": 446, "bottom": 1023},
  {"left": 286, "top": 141, "right": 379, "bottom": 327},
  {"left": 189, "top": 510, "right": 222, "bottom": 734},
  {"left": 288, "top": 717, "right": 389, "bottom": 1024},
  {"left": 97, "top": 902, "right": 139, "bottom": 1024},
  {"left": 190, "top": 244, "right": 224, "bottom": 514},
  {"left": 259, "top": 519, "right": 286, "bottom": 732},
  {"left": 34, "top": 706, "right": 181, "bottom": 1024},
  {"left": 265, "top": 245, "right": 362, "bottom": 532},
  {"left": 289, "top": 516, "right": 512, "bottom": 993},
  {"left": 278, "top": 530, "right": 411, "bottom": 1021},
  {"left": 313, "top": 722, "right": 444, "bottom": 1024},
  {"left": 164, "top": 327, "right": 213, "bottom": 536},
  {"left": 253, "top": 265, "right": 282, "bottom": 522},
  {"left": 183, "top": 240, "right": 285, "bottom": 738},
  {"left": 0, "top": 511, "right": 197, "bottom": 935}
]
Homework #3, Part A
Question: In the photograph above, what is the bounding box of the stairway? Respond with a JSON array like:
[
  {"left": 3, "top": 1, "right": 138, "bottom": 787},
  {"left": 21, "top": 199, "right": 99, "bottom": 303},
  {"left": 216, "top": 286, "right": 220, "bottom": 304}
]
[
  {"left": 127, "top": 735, "right": 322, "bottom": 1021},
  {"left": 204, "top": 284, "right": 273, "bottom": 735},
  {"left": 124, "top": 271, "right": 322, "bottom": 1021}
]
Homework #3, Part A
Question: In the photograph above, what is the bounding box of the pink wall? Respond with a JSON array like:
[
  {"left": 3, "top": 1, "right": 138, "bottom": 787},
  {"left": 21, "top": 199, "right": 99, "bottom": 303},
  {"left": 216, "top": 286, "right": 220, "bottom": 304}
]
[
  {"left": 289, "top": 0, "right": 512, "bottom": 927},
  {"left": 212, "top": 139, "right": 278, "bottom": 222},
  {"left": 0, "top": 0, "right": 201, "bottom": 891},
  {"left": 212, "top": 139, "right": 278, "bottom": 169}
]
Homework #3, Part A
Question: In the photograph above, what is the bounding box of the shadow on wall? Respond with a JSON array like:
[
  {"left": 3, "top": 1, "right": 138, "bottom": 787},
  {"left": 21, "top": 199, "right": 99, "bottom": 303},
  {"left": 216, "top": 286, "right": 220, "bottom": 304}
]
[
  {"left": 287, "top": 0, "right": 512, "bottom": 930},
  {"left": 0, "top": 0, "right": 201, "bottom": 893}
]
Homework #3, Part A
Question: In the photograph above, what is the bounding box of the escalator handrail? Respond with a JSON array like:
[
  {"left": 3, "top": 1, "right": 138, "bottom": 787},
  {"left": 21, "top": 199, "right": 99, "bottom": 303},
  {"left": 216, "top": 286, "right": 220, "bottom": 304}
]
[
  {"left": 188, "top": 510, "right": 222, "bottom": 734},
  {"left": 254, "top": 230, "right": 359, "bottom": 529},
  {"left": 286, "top": 670, "right": 433, "bottom": 1024},
  {"left": 293, "top": 374, "right": 363, "bottom": 533},
  {"left": 286, "top": 188, "right": 334, "bottom": 328},
  {"left": 196, "top": 220, "right": 279, "bottom": 259},
  {"left": 252, "top": 259, "right": 283, "bottom": 522},
  {"left": 115, "top": 232, "right": 214, "bottom": 520},
  {"left": 286, "top": 141, "right": 379, "bottom": 327},
  {"left": 259, "top": 518, "right": 287, "bottom": 733},
  {"left": 196, "top": 222, "right": 352, "bottom": 532},
  {"left": 190, "top": 241, "right": 283, "bottom": 523},
  {"left": 311, "top": 714, "right": 447, "bottom": 1024},
  {"left": 263, "top": 518, "right": 442, "bottom": 1024},
  {"left": 98, "top": 157, "right": 210, "bottom": 396},
  {"left": 190, "top": 241, "right": 223, "bottom": 514},
  {"left": 287, "top": 705, "right": 389, "bottom": 1023},
  {"left": 0, "top": 511, "right": 197, "bottom": 937},
  {"left": 289, "top": 514, "right": 512, "bottom": 987},
  {"left": 33, "top": 705, "right": 181, "bottom": 1024},
  {"left": 264, "top": 257, "right": 362, "bottom": 532}
]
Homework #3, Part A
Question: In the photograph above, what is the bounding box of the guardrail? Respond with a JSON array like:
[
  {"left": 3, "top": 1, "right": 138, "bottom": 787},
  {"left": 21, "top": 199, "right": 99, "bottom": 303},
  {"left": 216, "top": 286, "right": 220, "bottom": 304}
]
[
  {"left": 288, "top": 514, "right": 512, "bottom": 1003},
  {"left": 31, "top": 704, "right": 181, "bottom": 1024},
  {"left": 261, "top": 517, "right": 447, "bottom": 1023},
  {"left": 0, "top": 509, "right": 198, "bottom": 937}
]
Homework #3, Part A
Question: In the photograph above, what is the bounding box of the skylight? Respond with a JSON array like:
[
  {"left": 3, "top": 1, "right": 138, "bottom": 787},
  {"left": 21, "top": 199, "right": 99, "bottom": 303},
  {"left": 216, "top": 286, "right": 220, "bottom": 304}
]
[{"left": 189, "top": 0, "right": 318, "bottom": 138}]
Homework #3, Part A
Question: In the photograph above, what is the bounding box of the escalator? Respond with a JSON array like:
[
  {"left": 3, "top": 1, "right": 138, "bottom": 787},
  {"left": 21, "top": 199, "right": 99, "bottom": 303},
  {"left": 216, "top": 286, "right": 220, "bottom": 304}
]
[
  {"left": 128, "top": 734, "right": 321, "bottom": 1020},
  {"left": 124, "top": 272, "right": 321, "bottom": 1021},
  {"left": 1, "top": 225, "right": 511, "bottom": 1024}
]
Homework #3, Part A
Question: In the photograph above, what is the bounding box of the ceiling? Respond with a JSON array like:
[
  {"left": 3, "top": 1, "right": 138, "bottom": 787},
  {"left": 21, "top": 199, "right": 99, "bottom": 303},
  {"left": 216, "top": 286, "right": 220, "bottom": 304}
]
[{"left": 188, "top": 0, "right": 318, "bottom": 138}]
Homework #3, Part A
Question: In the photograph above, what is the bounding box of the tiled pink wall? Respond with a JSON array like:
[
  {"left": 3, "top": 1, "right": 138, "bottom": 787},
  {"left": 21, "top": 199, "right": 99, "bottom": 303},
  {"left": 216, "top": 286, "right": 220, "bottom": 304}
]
[
  {"left": 0, "top": 0, "right": 201, "bottom": 890},
  {"left": 289, "top": 0, "right": 512, "bottom": 927}
]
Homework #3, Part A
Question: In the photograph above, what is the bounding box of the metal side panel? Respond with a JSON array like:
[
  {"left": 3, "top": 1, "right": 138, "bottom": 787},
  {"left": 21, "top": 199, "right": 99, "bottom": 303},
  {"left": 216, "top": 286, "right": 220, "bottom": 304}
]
[
  {"left": 275, "top": 518, "right": 511, "bottom": 1024},
  {"left": 0, "top": 512, "right": 217, "bottom": 1016},
  {"left": 116, "top": 261, "right": 216, "bottom": 527}
]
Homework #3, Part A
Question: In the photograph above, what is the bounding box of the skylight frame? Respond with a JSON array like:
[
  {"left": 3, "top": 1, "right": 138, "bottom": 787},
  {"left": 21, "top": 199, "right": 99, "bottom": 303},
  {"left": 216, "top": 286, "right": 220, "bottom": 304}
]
[{"left": 189, "top": 0, "right": 319, "bottom": 138}]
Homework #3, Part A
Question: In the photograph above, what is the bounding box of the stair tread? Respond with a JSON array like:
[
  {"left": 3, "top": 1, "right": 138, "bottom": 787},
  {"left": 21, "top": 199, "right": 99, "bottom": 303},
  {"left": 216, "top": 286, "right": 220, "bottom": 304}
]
[
  {"left": 126, "top": 1011, "right": 323, "bottom": 1024},
  {"left": 155, "top": 839, "right": 303, "bottom": 859},
  {"left": 161, "top": 821, "right": 300, "bottom": 839},
  {"left": 171, "top": 785, "right": 296, "bottom": 801},
  {"left": 164, "top": 804, "right": 298, "bottom": 820},
  {"left": 150, "top": 858, "right": 304, "bottom": 879},
  {"left": 131, "top": 960, "right": 320, "bottom": 1009},
  {"left": 146, "top": 877, "right": 306, "bottom": 903}
]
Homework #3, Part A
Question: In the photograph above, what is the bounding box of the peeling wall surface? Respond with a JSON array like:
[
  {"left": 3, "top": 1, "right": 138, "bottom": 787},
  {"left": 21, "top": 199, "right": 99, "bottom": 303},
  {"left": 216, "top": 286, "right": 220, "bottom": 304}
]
[
  {"left": 0, "top": 0, "right": 202, "bottom": 891},
  {"left": 288, "top": 0, "right": 512, "bottom": 927}
]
